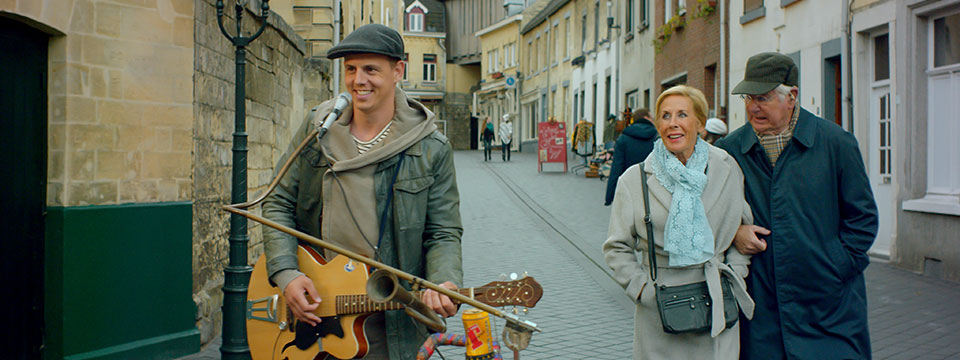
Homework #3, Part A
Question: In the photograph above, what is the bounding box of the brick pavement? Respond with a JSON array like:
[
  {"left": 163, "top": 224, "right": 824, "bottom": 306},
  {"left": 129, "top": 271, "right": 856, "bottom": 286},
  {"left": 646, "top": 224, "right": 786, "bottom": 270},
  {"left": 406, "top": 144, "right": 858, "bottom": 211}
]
[{"left": 180, "top": 148, "right": 960, "bottom": 360}]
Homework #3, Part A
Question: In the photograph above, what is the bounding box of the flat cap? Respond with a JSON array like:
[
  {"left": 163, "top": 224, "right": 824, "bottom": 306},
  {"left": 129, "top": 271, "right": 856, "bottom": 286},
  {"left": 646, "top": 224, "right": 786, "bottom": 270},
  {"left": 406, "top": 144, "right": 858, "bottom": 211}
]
[
  {"left": 732, "top": 52, "right": 799, "bottom": 95},
  {"left": 326, "top": 24, "right": 404, "bottom": 60}
]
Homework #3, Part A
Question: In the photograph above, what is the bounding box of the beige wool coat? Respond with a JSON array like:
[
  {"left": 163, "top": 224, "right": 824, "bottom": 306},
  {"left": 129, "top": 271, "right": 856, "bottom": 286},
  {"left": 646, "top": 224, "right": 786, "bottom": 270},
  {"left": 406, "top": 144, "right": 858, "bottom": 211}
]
[{"left": 603, "top": 145, "right": 755, "bottom": 360}]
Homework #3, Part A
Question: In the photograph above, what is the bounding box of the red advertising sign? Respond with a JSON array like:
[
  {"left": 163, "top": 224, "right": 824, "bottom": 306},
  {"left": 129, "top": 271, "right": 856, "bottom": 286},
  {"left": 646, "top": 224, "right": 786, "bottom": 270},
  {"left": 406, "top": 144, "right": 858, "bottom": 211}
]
[{"left": 537, "top": 121, "right": 568, "bottom": 172}]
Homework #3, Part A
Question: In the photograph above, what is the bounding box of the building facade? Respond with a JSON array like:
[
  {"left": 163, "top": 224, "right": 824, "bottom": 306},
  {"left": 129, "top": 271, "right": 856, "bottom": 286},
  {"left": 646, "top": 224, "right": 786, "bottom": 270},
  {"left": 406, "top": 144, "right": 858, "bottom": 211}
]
[
  {"left": 887, "top": 0, "right": 960, "bottom": 281},
  {"left": 476, "top": 14, "right": 524, "bottom": 152},
  {"left": 567, "top": 0, "right": 621, "bottom": 149},
  {"left": 443, "top": 0, "right": 513, "bottom": 149},
  {"left": 1, "top": 0, "right": 331, "bottom": 357},
  {"left": 654, "top": 0, "right": 726, "bottom": 120},
  {"left": 401, "top": 0, "right": 448, "bottom": 122},
  {"left": 618, "top": 0, "right": 658, "bottom": 115}
]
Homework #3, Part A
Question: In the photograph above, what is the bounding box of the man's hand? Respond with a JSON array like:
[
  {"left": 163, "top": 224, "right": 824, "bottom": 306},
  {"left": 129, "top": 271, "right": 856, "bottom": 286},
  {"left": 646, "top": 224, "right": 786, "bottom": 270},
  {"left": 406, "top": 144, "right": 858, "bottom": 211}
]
[
  {"left": 422, "top": 281, "right": 458, "bottom": 318},
  {"left": 734, "top": 225, "right": 771, "bottom": 255},
  {"left": 283, "top": 275, "right": 322, "bottom": 326}
]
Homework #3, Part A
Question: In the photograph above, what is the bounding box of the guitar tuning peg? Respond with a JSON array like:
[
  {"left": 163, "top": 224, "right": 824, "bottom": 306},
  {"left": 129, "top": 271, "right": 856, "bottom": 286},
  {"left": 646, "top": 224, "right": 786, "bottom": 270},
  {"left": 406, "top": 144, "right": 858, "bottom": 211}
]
[
  {"left": 499, "top": 273, "right": 508, "bottom": 281},
  {"left": 522, "top": 271, "right": 529, "bottom": 278},
  {"left": 509, "top": 272, "right": 518, "bottom": 280},
  {"left": 512, "top": 307, "right": 519, "bottom": 315},
  {"left": 522, "top": 308, "right": 529, "bottom": 315}
]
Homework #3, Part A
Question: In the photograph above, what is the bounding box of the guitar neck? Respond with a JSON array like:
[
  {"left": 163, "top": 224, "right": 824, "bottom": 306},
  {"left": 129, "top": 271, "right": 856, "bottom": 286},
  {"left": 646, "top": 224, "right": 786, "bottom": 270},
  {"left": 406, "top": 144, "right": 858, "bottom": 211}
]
[{"left": 335, "top": 288, "right": 477, "bottom": 316}]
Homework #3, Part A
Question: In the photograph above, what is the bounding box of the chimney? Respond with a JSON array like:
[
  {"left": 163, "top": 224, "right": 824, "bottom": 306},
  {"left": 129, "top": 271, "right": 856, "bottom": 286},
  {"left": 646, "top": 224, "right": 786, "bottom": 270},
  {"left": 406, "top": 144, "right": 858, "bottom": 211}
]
[{"left": 504, "top": 0, "right": 524, "bottom": 16}]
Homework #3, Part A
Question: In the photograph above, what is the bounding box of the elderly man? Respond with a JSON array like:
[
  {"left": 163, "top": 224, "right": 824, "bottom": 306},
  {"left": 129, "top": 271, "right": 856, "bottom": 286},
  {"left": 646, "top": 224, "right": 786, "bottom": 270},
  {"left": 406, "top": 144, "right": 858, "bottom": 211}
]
[
  {"left": 715, "top": 52, "right": 878, "bottom": 359},
  {"left": 262, "top": 24, "right": 463, "bottom": 359}
]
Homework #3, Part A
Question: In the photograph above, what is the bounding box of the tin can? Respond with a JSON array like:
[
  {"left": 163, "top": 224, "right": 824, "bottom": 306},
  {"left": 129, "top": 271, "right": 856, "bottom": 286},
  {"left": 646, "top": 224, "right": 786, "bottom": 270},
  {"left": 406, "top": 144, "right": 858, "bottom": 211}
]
[{"left": 462, "top": 309, "right": 495, "bottom": 359}]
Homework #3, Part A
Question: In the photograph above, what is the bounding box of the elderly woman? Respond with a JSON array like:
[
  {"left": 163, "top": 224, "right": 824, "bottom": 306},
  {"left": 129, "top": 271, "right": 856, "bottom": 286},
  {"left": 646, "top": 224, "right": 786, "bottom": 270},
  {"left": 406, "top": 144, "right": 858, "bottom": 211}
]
[{"left": 603, "top": 85, "right": 755, "bottom": 359}]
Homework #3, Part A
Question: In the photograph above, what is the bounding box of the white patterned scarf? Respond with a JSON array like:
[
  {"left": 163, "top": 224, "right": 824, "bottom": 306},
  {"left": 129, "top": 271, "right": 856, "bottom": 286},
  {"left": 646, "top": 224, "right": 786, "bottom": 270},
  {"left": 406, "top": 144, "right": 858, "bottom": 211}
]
[{"left": 647, "top": 138, "right": 715, "bottom": 266}]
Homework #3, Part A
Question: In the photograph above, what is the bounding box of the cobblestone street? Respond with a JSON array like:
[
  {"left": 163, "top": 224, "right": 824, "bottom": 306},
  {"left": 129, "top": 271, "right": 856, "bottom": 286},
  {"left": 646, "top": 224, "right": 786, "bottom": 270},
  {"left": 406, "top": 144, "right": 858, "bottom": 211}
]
[{"left": 183, "top": 148, "right": 960, "bottom": 360}]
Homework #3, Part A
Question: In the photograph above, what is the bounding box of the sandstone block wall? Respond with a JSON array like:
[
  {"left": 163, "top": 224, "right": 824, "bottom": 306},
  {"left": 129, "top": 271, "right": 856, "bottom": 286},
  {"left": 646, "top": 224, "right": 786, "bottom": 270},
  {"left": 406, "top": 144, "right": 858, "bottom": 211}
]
[{"left": 191, "top": 0, "right": 332, "bottom": 343}]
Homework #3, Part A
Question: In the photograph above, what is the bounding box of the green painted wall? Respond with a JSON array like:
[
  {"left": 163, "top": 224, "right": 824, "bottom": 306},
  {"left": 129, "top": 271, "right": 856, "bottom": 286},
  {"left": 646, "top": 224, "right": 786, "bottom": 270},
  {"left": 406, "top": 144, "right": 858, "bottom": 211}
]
[{"left": 45, "top": 202, "right": 199, "bottom": 360}]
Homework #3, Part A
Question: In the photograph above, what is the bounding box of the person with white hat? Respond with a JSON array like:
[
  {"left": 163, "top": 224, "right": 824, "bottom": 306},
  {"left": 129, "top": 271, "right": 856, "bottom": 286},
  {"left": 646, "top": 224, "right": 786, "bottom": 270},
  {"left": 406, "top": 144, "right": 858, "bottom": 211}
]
[{"left": 702, "top": 118, "right": 727, "bottom": 145}]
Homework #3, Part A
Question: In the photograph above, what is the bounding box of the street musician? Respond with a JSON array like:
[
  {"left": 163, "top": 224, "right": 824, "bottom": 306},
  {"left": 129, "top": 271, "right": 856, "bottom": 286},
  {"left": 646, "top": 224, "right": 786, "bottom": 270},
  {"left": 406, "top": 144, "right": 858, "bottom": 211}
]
[{"left": 261, "top": 23, "right": 463, "bottom": 360}]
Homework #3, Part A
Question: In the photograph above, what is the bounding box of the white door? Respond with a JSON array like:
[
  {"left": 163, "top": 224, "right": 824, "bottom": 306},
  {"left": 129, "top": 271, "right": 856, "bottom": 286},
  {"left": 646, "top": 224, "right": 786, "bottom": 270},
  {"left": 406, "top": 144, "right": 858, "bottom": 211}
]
[
  {"left": 867, "top": 32, "right": 894, "bottom": 258},
  {"left": 868, "top": 87, "right": 893, "bottom": 257}
]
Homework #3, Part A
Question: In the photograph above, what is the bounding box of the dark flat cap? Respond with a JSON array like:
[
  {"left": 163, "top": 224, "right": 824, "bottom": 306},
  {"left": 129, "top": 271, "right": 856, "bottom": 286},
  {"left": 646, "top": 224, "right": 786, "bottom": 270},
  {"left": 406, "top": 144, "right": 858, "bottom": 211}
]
[
  {"left": 732, "top": 52, "right": 799, "bottom": 95},
  {"left": 326, "top": 24, "right": 404, "bottom": 60}
]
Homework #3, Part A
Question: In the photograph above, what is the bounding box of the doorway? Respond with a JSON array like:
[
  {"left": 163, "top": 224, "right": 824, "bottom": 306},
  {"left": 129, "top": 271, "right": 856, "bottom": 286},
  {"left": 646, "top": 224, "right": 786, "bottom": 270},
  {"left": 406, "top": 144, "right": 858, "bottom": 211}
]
[
  {"left": 867, "top": 32, "right": 893, "bottom": 257},
  {"left": 1, "top": 16, "right": 48, "bottom": 359},
  {"left": 823, "top": 55, "right": 843, "bottom": 126},
  {"left": 470, "top": 116, "right": 478, "bottom": 149}
]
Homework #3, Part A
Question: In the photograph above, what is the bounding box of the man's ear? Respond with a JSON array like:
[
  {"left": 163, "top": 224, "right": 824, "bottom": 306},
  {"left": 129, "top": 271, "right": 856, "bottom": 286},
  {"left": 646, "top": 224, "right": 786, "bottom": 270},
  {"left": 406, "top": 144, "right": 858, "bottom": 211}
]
[{"left": 394, "top": 61, "right": 405, "bottom": 81}]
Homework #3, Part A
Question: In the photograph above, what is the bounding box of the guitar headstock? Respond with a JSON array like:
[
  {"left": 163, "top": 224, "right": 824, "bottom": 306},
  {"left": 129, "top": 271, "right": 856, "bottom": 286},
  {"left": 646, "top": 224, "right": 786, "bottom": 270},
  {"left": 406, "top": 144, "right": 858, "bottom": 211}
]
[{"left": 471, "top": 276, "right": 543, "bottom": 308}]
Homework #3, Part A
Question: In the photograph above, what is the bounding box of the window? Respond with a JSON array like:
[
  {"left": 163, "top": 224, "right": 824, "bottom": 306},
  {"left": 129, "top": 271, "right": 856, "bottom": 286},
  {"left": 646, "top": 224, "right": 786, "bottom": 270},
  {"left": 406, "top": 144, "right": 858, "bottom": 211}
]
[
  {"left": 528, "top": 41, "right": 534, "bottom": 74},
  {"left": 573, "top": 92, "right": 579, "bottom": 122},
  {"left": 640, "top": 0, "right": 648, "bottom": 28},
  {"left": 511, "top": 43, "right": 517, "bottom": 67},
  {"left": 594, "top": 1, "right": 600, "bottom": 46},
  {"left": 565, "top": 17, "right": 571, "bottom": 58},
  {"left": 626, "top": 0, "right": 634, "bottom": 33},
  {"left": 874, "top": 34, "right": 890, "bottom": 81},
  {"left": 741, "top": 0, "right": 766, "bottom": 24},
  {"left": 643, "top": 88, "right": 650, "bottom": 109},
  {"left": 677, "top": 0, "right": 686, "bottom": 16},
  {"left": 553, "top": 24, "right": 560, "bottom": 64},
  {"left": 581, "top": 12, "right": 588, "bottom": 52},
  {"left": 903, "top": 10, "right": 960, "bottom": 215},
  {"left": 626, "top": 89, "right": 638, "bottom": 110},
  {"left": 744, "top": 0, "right": 763, "bottom": 12},
  {"left": 493, "top": 48, "right": 499, "bottom": 72},
  {"left": 409, "top": 12, "right": 424, "bottom": 32},
  {"left": 933, "top": 13, "right": 960, "bottom": 68},
  {"left": 604, "top": 75, "right": 611, "bottom": 121},
  {"left": 423, "top": 54, "right": 436, "bottom": 82},
  {"left": 665, "top": 0, "right": 672, "bottom": 20},
  {"left": 403, "top": 53, "right": 409, "bottom": 81}
]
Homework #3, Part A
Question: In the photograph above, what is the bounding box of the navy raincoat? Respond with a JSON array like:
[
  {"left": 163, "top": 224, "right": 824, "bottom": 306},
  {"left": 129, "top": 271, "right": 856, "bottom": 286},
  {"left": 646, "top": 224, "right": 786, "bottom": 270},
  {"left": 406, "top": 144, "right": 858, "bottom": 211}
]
[
  {"left": 604, "top": 121, "right": 657, "bottom": 205},
  {"left": 715, "top": 108, "right": 878, "bottom": 360}
]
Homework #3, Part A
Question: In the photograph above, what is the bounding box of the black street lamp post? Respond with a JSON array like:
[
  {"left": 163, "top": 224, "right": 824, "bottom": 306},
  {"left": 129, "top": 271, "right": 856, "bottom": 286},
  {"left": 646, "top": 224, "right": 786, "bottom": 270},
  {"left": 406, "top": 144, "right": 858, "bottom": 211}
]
[{"left": 215, "top": 0, "right": 269, "bottom": 358}]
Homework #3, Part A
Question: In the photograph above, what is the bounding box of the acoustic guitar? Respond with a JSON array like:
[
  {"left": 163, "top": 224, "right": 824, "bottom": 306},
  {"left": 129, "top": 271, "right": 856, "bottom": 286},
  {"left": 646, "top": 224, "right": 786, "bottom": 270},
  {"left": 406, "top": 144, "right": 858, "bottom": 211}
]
[{"left": 247, "top": 245, "right": 543, "bottom": 360}]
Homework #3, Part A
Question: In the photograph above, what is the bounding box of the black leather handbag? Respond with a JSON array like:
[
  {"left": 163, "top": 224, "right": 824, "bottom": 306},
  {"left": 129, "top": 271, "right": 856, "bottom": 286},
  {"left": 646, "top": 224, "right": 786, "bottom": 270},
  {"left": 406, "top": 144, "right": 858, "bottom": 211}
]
[{"left": 637, "top": 164, "right": 739, "bottom": 334}]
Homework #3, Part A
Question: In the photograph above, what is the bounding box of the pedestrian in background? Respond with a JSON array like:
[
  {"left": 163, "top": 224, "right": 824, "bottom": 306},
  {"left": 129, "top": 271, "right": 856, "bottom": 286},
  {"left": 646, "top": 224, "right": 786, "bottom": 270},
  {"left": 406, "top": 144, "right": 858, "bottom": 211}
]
[
  {"left": 604, "top": 108, "right": 656, "bottom": 206},
  {"left": 702, "top": 118, "right": 727, "bottom": 145},
  {"left": 716, "top": 52, "right": 878, "bottom": 360},
  {"left": 481, "top": 119, "right": 495, "bottom": 161},
  {"left": 499, "top": 114, "right": 513, "bottom": 161},
  {"left": 603, "top": 85, "right": 755, "bottom": 359}
]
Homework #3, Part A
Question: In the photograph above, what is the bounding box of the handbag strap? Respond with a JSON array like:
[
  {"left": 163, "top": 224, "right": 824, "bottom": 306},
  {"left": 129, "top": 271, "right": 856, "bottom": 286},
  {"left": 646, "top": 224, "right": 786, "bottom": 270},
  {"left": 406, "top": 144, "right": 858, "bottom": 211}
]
[{"left": 638, "top": 162, "right": 658, "bottom": 282}]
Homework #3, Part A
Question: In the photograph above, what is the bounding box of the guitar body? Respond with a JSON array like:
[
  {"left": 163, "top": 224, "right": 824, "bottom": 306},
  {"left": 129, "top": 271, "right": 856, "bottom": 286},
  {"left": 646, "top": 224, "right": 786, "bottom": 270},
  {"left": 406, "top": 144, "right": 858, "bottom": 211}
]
[
  {"left": 248, "top": 246, "right": 372, "bottom": 360},
  {"left": 247, "top": 245, "right": 543, "bottom": 360}
]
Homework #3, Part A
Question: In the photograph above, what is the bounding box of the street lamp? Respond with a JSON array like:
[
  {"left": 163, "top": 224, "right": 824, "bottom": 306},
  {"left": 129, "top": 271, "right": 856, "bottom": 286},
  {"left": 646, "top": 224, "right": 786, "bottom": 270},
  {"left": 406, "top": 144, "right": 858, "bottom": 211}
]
[{"left": 215, "top": 0, "right": 269, "bottom": 358}]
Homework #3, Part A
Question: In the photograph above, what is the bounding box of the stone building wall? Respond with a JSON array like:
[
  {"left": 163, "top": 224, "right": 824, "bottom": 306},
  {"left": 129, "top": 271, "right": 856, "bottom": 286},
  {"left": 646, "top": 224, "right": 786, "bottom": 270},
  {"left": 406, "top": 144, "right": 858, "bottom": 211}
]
[{"left": 192, "top": 0, "right": 331, "bottom": 343}]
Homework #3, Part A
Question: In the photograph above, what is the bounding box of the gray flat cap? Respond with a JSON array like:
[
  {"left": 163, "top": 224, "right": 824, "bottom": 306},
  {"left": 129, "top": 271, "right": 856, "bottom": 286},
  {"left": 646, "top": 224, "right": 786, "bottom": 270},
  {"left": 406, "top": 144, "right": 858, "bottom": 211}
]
[
  {"left": 326, "top": 24, "right": 404, "bottom": 60},
  {"left": 732, "top": 52, "right": 799, "bottom": 95}
]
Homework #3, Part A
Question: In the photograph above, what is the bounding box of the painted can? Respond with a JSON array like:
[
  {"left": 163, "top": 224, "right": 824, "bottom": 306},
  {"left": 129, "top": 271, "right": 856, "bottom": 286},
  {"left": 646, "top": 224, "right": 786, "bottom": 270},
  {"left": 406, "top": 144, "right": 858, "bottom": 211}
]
[{"left": 462, "top": 309, "right": 495, "bottom": 360}]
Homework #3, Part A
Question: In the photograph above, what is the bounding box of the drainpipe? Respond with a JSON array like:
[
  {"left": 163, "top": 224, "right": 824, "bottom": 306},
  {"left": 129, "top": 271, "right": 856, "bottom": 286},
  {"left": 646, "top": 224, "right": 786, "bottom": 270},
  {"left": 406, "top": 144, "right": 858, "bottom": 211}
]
[
  {"left": 333, "top": 0, "right": 341, "bottom": 95},
  {"left": 719, "top": 0, "right": 726, "bottom": 116},
  {"left": 842, "top": 0, "right": 853, "bottom": 133}
]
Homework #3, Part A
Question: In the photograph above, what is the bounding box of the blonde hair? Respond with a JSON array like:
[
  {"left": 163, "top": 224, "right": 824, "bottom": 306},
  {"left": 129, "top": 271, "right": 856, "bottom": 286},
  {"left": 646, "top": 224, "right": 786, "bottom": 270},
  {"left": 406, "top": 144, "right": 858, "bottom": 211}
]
[{"left": 654, "top": 85, "right": 709, "bottom": 127}]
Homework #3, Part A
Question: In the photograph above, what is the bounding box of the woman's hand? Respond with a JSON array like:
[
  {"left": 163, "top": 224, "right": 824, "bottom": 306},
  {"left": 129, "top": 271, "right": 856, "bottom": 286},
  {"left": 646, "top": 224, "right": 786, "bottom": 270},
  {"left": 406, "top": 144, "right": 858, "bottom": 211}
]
[{"left": 734, "top": 225, "right": 770, "bottom": 255}]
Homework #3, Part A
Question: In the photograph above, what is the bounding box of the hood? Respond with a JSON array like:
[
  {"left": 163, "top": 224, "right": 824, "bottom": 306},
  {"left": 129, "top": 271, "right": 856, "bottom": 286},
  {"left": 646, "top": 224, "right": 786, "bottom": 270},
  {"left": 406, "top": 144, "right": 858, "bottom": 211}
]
[
  {"left": 316, "top": 88, "right": 437, "bottom": 172},
  {"left": 623, "top": 121, "right": 658, "bottom": 140}
]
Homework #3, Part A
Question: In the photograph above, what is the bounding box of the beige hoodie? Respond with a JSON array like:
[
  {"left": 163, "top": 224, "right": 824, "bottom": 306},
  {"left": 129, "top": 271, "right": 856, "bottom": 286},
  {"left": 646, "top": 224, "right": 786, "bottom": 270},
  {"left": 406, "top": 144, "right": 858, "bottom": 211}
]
[{"left": 316, "top": 88, "right": 437, "bottom": 260}]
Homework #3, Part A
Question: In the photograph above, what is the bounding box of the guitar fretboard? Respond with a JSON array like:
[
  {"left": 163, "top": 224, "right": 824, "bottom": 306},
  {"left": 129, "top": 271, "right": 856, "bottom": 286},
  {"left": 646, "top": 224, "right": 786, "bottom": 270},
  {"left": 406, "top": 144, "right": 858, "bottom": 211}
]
[{"left": 334, "top": 287, "right": 498, "bottom": 315}]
